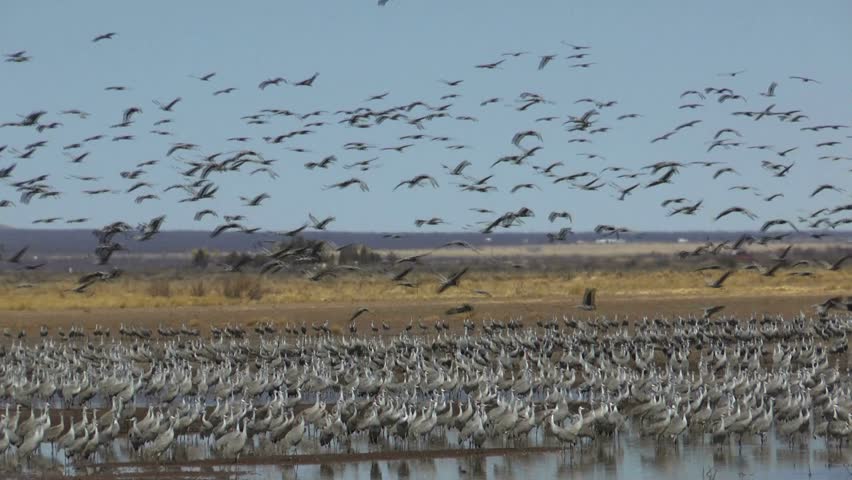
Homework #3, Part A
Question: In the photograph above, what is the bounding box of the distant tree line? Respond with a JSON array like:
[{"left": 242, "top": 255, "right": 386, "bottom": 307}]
[{"left": 189, "top": 237, "right": 385, "bottom": 271}]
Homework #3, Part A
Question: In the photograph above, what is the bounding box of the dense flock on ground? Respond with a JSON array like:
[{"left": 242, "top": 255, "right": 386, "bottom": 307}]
[{"left": 0, "top": 311, "right": 851, "bottom": 467}]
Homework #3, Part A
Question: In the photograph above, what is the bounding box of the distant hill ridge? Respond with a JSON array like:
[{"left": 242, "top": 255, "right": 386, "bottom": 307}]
[{"left": 0, "top": 228, "right": 847, "bottom": 255}]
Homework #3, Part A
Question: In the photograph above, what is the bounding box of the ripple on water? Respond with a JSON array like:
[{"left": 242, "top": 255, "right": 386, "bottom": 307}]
[{"left": 7, "top": 432, "right": 848, "bottom": 480}]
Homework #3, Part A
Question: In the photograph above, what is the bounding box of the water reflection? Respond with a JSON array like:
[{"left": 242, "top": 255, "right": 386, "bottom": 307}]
[{"left": 2, "top": 433, "right": 850, "bottom": 480}]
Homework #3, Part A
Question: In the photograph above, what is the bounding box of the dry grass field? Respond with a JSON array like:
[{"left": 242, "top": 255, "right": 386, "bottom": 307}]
[
  {"left": 0, "top": 267, "right": 849, "bottom": 312},
  {"left": 0, "top": 241, "right": 848, "bottom": 334},
  {"left": 0, "top": 292, "right": 836, "bottom": 339},
  {"left": 1, "top": 241, "right": 850, "bottom": 308}
]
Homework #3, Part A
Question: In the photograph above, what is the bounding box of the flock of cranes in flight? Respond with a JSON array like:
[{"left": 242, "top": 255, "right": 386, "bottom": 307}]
[{"left": 1, "top": 30, "right": 851, "bottom": 316}]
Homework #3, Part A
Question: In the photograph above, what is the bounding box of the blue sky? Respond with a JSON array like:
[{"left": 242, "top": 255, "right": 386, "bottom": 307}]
[{"left": 1, "top": 1, "right": 851, "bottom": 234}]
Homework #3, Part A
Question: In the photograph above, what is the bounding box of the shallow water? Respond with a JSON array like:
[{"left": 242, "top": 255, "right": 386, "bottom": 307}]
[
  {"left": 6, "top": 431, "right": 852, "bottom": 479},
  {"left": 258, "top": 441, "right": 845, "bottom": 480}
]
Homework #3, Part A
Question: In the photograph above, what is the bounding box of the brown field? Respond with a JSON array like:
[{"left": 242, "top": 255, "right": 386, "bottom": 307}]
[
  {"left": 1, "top": 241, "right": 849, "bottom": 335},
  {"left": 0, "top": 293, "right": 831, "bottom": 336},
  {"left": 0, "top": 267, "right": 849, "bottom": 309}
]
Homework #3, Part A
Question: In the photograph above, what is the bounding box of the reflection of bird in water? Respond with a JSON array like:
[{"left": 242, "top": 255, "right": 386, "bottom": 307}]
[
  {"left": 396, "top": 461, "right": 410, "bottom": 479},
  {"left": 370, "top": 461, "right": 382, "bottom": 480}
]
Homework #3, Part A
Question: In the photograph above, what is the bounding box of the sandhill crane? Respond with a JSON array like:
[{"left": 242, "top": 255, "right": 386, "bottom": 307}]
[
  {"left": 714, "top": 206, "right": 758, "bottom": 221},
  {"left": 710, "top": 418, "right": 729, "bottom": 445},
  {"left": 458, "top": 409, "right": 485, "bottom": 447},
  {"left": 44, "top": 414, "right": 65, "bottom": 444},
  {"left": 817, "top": 254, "right": 851, "bottom": 271},
  {"left": 702, "top": 305, "right": 725, "bottom": 318},
  {"left": 577, "top": 288, "right": 597, "bottom": 310},
  {"left": 281, "top": 415, "right": 305, "bottom": 453},
  {"left": 750, "top": 401, "right": 774, "bottom": 443},
  {"left": 0, "top": 429, "right": 10, "bottom": 456},
  {"left": 57, "top": 421, "right": 76, "bottom": 451},
  {"left": 436, "top": 266, "right": 469, "bottom": 293},
  {"left": 660, "top": 410, "right": 687, "bottom": 442},
  {"left": 64, "top": 427, "right": 89, "bottom": 459},
  {"left": 143, "top": 417, "right": 175, "bottom": 461},
  {"left": 705, "top": 270, "right": 734, "bottom": 288},
  {"left": 217, "top": 419, "right": 248, "bottom": 461},
  {"left": 16, "top": 425, "right": 44, "bottom": 462},
  {"left": 394, "top": 174, "right": 439, "bottom": 190},
  {"left": 549, "top": 411, "right": 583, "bottom": 453},
  {"left": 81, "top": 423, "right": 101, "bottom": 460}
]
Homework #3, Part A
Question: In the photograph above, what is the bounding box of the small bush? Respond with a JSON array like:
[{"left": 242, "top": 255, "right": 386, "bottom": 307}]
[
  {"left": 189, "top": 280, "right": 206, "bottom": 297},
  {"left": 191, "top": 249, "right": 210, "bottom": 269},
  {"left": 147, "top": 280, "right": 172, "bottom": 298},
  {"left": 222, "top": 276, "right": 263, "bottom": 300},
  {"left": 247, "top": 281, "right": 263, "bottom": 301}
]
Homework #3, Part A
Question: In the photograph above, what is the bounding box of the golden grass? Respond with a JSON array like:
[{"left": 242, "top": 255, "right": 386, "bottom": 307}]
[{"left": 0, "top": 268, "right": 848, "bottom": 311}]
